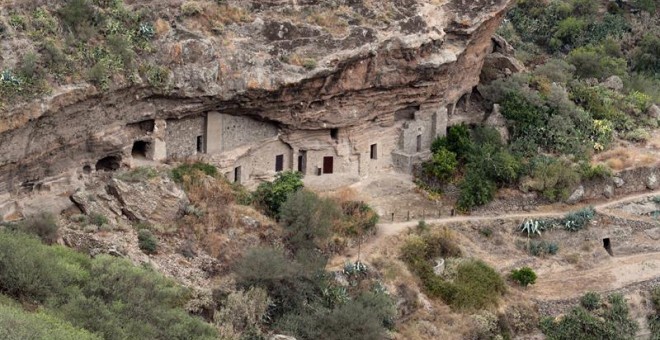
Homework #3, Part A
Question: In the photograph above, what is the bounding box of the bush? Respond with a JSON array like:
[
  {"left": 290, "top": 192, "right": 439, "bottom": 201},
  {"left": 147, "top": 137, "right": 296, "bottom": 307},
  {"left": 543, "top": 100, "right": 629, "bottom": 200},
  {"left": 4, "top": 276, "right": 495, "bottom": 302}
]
[
  {"left": 579, "top": 163, "right": 612, "bottom": 180},
  {"left": 279, "top": 190, "right": 341, "bottom": 252},
  {"left": 19, "top": 213, "right": 59, "bottom": 245},
  {"left": 0, "top": 231, "right": 217, "bottom": 339},
  {"left": 457, "top": 168, "right": 497, "bottom": 211},
  {"left": 115, "top": 167, "right": 158, "bottom": 182},
  {"left": 171, "top": 162, "right": 218, "bottom": 183},
  {"left": 214, "top": 287, "right": 271, "bottom": 338},
  {"left": 510, "top": 267, "right": 537, "bottom": 287},
  {"left": 277, "top": 292, "right": 395, "bottom": 340},
  {"left": 580, "top": 291, "right": 601, "bottom": 311},
  {"left": 650, "top": 286, "right": 660, "bottom": 338},
  {"left": 88, "top": 213, "right": 108, "bottom": 227},
  {"left": 0, "top": 302, "right": 100, "bottom": 340},
  {"left": 568, "top": 45, "right": 627, "bottom": 79},
  {"left": 541, "top": 293, "right": 638, "bottom": 339},
  {"left": 523, "top": 156, "right": 581, "bottom": 202},
  {"left": 234, "top": 247, "right": 321, "bottom": 319},
  {"left": 253, "top": 171, "right": 304, "bottom": 217},
  {"left": 424, "top": 147, "right": 458, "bottom": 181},
  {"left": 441, "top": 260, "right": 507, "bottom": 311},
  {"left": 340, "top": 201, "right": 379, "bottom": 237},
  {"left": 137, "top": 229, "right": 158, "bottom": 254},
  {"left": 524, "top": 240, "right": 559, "bottom": 256},
  {"left": 444, "top": 124, "right": 474, "bottom": 161},
  {"left": 562, "top": 207, "right": 595, "bottom": 232}
]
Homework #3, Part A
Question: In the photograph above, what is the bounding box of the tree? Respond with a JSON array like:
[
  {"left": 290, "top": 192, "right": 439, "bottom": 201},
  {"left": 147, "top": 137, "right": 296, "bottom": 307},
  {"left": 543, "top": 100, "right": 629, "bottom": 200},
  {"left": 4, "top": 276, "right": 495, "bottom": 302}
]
[
  {"left": 279, "top": 190, "right": 341, "bottom": 252},
  {"left": 253, "top": 171, "right": 304, "bottom": 217},
  {"left": 510, "top": 267, "right": 537, "bottom": 287}
]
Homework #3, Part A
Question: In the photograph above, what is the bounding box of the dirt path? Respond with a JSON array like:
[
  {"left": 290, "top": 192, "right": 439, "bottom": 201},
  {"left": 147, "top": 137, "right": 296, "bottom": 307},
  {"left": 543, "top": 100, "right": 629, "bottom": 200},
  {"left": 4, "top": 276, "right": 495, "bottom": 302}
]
[
  {"left": 335, "top": 189, "right": 660, "bottom": 265},
  {"left": 529, "top": 251, "right": 660, "bottom": 300}
]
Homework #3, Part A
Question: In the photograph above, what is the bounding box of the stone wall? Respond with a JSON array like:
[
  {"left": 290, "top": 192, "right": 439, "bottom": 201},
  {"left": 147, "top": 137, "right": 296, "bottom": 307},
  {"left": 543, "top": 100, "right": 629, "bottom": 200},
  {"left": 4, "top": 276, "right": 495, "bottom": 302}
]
[
  {"left": 221, "top": 139, "right": 293, "bottom": 185},
  {"left": 206, "top": 112, "right": 279, "bottom": 153},
  {"left": 165, "top": 116, "right": 206, "bottom": 159},
  {"left": 580, "top": 166, "right": 660, "bottom": 201}
]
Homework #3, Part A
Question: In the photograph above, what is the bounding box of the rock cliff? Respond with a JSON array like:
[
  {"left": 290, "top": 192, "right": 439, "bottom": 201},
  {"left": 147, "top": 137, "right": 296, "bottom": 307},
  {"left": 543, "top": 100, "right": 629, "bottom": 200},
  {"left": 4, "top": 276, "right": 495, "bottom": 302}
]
[{"left": 0, "top": 0, "right": 512, "bottom": 197}]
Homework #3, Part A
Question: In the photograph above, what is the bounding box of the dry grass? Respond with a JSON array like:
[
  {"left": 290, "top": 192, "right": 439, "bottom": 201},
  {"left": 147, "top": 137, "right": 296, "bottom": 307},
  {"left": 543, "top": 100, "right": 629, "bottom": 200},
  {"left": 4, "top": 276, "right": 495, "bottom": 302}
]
[
  {"left": 154, "top": 18, "right": 170, "bottom": 37},
  {"left": 181, "top": 2, "right": 251, "bottom": 33},
  {"left": 595, "top": 147, "right": 658, "bottom": 171}
]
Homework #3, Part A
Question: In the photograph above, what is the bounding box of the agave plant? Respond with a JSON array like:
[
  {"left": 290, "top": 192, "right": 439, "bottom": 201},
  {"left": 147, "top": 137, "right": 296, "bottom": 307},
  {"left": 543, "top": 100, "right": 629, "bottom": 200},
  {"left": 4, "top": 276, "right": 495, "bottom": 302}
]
[{"left": 520, "top": 219, "right": 542, "bottom": 237}]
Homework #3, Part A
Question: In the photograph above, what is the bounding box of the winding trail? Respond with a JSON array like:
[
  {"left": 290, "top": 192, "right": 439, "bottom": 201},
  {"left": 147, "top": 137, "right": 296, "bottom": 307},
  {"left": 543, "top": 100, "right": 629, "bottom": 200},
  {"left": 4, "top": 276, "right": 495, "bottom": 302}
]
[{"left": 336, "top": 189, "right": 660, "bottom": 264}]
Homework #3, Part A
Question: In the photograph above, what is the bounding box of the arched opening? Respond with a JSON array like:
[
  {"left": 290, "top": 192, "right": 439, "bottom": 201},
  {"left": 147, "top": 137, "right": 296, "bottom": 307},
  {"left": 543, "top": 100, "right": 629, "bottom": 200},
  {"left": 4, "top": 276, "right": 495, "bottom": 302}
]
[
  {"left": 603, "top": 238, "right": 613, "bottom": 256},
  {"left": 131, "top": 141, "right": 150, "bottom": 159},
  {"left": 95, "top": 156, "right": 122, "bottom": 171},
  {"left": 82, "top": 165, "right": 92, "bottom": 174}
]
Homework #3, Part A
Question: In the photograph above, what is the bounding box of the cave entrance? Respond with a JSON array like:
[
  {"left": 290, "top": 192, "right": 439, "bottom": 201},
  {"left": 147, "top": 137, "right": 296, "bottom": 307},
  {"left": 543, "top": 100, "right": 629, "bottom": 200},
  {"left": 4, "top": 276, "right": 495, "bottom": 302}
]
[
  {"left": 603, "top": 238, "right": 613, "bottom": 256},
  {"left": 95, "top": 156, "right": 122, "bottom": 172},
  {"left": 131, "top": 141, "right": 150, "bottom": 159}
]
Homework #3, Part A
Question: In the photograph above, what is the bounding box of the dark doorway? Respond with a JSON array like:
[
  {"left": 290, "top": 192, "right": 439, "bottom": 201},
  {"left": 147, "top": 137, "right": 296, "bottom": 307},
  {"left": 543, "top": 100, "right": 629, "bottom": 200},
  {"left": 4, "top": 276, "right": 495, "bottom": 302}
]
[
  {"left": 196, "top": 136, "right": 204, "bottom": 153},
  {"left": 416, "top": 135, "right": 422, "bottom": 152},
  {"left": 370, "top": 144, "right": 378, "bottom": 160},
  {"left": 323, "top": 156, "right": 334, "bottom": 174},
  {"left": 95, "top": 156, "right": 121, "bottom": 171},
  {"left": 330, "top": 128, "right": 339, "bottom": 140},
  {"left": 132, "top": 141, "right": 150, "bottom": 158},
  {"left": 603, "top": 238, "right": 613, "bottom": 256},
  {"left": 234, "top": 166, "right": 241, "bottom": 184},
  {"left": 275, "top": 154, "right": 284, "bottom": 172},
  {"left": 298, "top": 151, "right": 307, "bottom": 174}
]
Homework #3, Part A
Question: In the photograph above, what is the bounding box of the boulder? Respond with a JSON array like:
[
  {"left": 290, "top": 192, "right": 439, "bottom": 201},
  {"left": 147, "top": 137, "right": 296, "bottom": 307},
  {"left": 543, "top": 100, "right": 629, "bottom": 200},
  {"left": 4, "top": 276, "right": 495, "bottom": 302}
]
[
  {"left": 613, "top": 177, "right": 625, "bottom": 188},
  {"left": 602, "top": 75, "right": 623, "bottom": 92},
  {"left": 108, "top": 176, "right": 188, "bottom": 224},
  {"left": 645, "top": 227, "right": 660, "bottom": 241},
  {"left": 491, "top": 34, "right": 515, "bottom": 55},
  {"left": 646, "top": 173, "right": 658, "bottom": 190},
  {"left": 480, "top": 52, "right": 526, "bottom": 83},
  {"left": 603, "top": 185, "right": 614, "bottom": 199},
  {"left": 567, "top": 185, "right": 585, "bottom": 204}
]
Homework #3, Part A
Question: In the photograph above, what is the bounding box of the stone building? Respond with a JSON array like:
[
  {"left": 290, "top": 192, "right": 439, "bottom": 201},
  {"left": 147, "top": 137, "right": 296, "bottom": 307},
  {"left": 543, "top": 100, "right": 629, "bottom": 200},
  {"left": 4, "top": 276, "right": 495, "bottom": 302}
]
[{"left": 149, "top": 102, "right": 450, "bottom": 188}]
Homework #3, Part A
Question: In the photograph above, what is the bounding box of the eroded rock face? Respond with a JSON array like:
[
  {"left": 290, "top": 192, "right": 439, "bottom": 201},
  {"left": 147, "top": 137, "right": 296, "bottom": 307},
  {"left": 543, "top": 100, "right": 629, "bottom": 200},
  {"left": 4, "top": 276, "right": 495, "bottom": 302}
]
[
  {"left": 0, "top": 0, "right": 513, "bottom": 195},
  {"left": 71, "top": 174, "right": 188, "bottom": 226}
]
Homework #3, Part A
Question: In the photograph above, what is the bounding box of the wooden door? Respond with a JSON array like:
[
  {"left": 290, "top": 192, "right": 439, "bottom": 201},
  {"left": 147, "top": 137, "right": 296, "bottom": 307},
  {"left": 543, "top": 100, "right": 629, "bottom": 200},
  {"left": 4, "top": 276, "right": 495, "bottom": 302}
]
[
  {"left": 323, "top": 156, "right": 334, "bottom": 174},
  {"left": 275, "top": 155, "right": 284, "bottom": 172}
]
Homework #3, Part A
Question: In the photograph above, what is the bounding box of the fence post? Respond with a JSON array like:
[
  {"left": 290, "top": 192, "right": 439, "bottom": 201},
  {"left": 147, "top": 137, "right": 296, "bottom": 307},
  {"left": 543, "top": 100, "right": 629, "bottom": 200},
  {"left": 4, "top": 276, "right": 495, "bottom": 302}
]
[
  {"left": 391, "top": 213, "right": 394, "bottom": 222},
  {"left": 407, "top": 211, "right": 410, "bottom": 221}
]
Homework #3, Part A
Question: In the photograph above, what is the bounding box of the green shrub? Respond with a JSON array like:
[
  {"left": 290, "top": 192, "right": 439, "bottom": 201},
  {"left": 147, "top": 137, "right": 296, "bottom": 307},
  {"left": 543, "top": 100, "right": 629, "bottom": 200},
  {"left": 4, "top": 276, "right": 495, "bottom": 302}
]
[
  {"left": 280, "top": 190, "right": 341, "bottom": 252},
  {"left": 171, "top": 162, "right": 218, "bottom": 183},
  {"left": 115, "top": 166, "right": 158, "bottom": 182},
  {"left": 0, "top": 230, "right": 217, "bottom": 339},
  {"left": 0, "top": 302, "right": 100, "bottom": 340},
  {"left": 580, "top": 291, "right": 601, "bottom": 311},
  {"left": 235, "top": 247, "right": 321, "bottom": 319},
  {"left": 423, "top": 147, "right": 458, "bottom": 181},
  {"left": 562, "top": 207, "right": 595, "bottom": 232},
  {"left": 19, "top": 213, "right": 59, "bottom": 245},
  {"left": 524, "top": 156, "right": 581, "bottom": 202},
  {"left": 510, "top": 267, "right": 537, "bottom": 287},
  {"left": 568, "top": 45, "right": 627, "bottom": 79},
  {"left": 457, "top": 168, "right": 496, "bottom": 211},
  {"left": 440, "top": 260, "right": 507, "bottom": 311},
  {"left": 524, "top": 240, "right": 559, "bottom": 256},
  {"left": 58, "top": 0, "right": 96, "bottom": 36},
  {"left": 579, "top": 163, "right": 612, "bottom": 180},
  {"left": 633, "top": 0, "right": 657, "bottom": 13},
  {"left": 277, "top": 292, "right": 395, "bottom": 340},
  {"left": 541, "top": 293, "right": 638, "bottom": 339},
  {"left": 137, "top": 229, "right": 158, "bottom": 254},
  {"left": 444, "top": 124, "right": 474, "bottom": 161},
  {"left": 253, "top": 171, "right": 304, "bottom": 217},
  {"left": 88, "top": 213, "right": 108, "bottom": 227}
]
